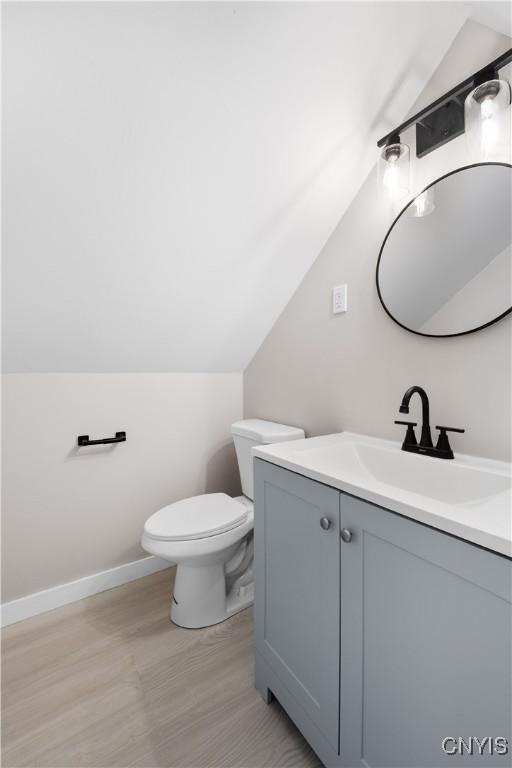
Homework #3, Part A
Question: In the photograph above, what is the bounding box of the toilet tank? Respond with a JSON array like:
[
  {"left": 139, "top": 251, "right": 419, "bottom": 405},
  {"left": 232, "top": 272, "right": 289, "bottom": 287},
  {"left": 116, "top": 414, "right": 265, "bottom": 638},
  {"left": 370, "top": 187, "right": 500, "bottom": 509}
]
[{"left": 231, "top": 419, "right": 305, "bottom": 500}]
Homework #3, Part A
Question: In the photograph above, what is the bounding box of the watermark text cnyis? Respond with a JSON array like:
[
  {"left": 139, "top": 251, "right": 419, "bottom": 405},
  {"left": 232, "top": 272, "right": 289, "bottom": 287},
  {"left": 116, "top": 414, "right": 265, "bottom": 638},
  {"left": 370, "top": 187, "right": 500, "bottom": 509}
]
[{"left": 442, "top": 737, "right": 509, "bottom": 756}]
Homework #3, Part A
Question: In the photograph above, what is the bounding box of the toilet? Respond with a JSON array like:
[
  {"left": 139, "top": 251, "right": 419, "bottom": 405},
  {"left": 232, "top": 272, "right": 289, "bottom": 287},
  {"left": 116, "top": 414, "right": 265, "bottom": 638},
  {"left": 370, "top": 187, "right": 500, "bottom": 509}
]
[{"left": 141, "top": 419, "right": 305, "bottom": 628}]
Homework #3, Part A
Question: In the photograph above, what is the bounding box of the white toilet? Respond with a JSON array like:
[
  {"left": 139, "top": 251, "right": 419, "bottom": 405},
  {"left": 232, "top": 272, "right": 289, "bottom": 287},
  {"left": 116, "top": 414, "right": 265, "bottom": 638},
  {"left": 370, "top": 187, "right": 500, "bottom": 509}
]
[{"left": 141, "top": 419, "right": 304, "bottom": 628}]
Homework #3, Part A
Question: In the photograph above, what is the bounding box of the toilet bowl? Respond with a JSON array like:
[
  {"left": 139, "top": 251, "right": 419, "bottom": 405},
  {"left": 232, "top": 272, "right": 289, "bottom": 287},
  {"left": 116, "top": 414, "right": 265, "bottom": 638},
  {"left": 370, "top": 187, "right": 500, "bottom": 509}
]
[{"left": 141, "top": 419, "right": 304, "bottom": 628}]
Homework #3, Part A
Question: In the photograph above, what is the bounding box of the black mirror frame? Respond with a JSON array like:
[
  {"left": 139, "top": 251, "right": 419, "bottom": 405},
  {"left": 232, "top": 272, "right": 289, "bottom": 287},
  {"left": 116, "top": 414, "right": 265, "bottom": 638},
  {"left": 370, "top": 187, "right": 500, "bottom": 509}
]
[{"left": 376, "top": 162, "right": 512, "bottom": 338}]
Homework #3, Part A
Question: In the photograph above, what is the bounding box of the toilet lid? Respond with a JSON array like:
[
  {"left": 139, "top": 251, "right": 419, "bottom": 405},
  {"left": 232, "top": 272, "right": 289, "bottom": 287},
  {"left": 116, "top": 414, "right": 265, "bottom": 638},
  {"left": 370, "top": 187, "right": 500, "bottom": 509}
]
[{"left": 144, "top": 493, "right": 248, "bottom": 541}]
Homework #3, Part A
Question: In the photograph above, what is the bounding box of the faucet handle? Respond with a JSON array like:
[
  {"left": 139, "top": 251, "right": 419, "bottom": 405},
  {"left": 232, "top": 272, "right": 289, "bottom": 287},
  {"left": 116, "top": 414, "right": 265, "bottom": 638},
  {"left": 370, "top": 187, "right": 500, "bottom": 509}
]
[
  {"left": 394, "top": 420, "right": 418, "bottom": 450},
  {"left": 435, "top": 426, "right": 465, "bottom": 460}
]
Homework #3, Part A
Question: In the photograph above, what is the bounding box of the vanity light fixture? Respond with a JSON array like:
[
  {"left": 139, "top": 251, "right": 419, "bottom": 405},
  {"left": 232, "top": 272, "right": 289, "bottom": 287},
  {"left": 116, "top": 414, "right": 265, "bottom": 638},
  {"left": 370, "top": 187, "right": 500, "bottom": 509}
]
[
  {"left": 465, "top": 67, "right": 511, "bottom": 161},
  {"left": 378, "top": 133, "right": 410, "bottom": 205},
  {"left": 377, "top": 48, "right": 512, "bottom": 163}
]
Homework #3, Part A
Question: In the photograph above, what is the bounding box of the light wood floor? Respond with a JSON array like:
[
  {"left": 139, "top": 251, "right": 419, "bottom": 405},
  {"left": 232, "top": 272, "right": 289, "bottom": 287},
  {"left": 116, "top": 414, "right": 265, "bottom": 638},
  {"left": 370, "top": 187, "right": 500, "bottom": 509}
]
[{"left": 1, "top": 567, "right": 320, "bottom": 768}]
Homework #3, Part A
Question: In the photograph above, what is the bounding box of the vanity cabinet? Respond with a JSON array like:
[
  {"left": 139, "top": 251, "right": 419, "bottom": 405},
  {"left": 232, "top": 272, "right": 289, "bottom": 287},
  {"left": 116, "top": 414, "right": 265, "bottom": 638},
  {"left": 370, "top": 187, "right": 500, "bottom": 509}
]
[
  {"left": 254, "top": 458, "right": 512, "bottom": 768},
  {"left": 253, "top": 460, "right": 340, "bottom": 753},
  {"left": 339, "top": 491, "right": 512, "bottom": 768}
]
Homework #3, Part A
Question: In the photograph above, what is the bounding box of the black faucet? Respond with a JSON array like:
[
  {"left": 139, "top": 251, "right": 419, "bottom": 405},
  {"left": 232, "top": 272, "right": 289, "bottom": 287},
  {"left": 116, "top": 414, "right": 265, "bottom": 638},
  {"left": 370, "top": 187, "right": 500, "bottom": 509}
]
[
  {"left": 398, "top": 385, "right": 433, "bottom": 450},
  {"left": 394, "top": 385, "right": 465, "bottom": 459}
]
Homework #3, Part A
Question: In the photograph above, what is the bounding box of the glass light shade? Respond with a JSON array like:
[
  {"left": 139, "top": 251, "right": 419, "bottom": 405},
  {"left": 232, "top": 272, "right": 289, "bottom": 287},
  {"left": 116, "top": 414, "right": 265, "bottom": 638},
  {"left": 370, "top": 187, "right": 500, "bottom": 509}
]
[
  {"left": 378, "top": 142, "right": 410, "bottom": 207},
  {"left": 407, "top": 187, "right": 435, "bottom": 218},
  {"left": 465, "top": 78, "right": 511, "bottom": 162}
]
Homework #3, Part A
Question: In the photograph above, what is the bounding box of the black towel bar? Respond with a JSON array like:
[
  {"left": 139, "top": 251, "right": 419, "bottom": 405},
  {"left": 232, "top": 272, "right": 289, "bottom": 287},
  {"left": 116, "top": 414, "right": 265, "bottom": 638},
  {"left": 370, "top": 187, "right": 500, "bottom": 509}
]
[{"left": 77, "top": 431, "right": 126, "bottom": 447}]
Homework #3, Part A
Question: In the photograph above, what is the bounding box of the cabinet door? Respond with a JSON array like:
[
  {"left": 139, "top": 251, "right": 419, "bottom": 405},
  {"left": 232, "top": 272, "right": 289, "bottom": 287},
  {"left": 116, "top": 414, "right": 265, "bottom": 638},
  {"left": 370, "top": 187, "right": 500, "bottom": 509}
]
[
  {"left": 254, "top": 459, "right": 340, "bottom": 752},
  {"left": 340, "top": 493, "right": 512, "bottom": 768}
]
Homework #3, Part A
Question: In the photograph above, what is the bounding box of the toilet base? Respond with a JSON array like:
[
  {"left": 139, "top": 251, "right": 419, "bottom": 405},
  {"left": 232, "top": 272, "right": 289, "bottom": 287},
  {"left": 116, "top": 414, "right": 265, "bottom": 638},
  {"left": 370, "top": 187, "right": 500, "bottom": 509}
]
[
  {"left": 224, "top": 580, "right": 254, "bottom": 622},
  {"left": 170, "top": 562, "right": 254, "bottom": 629}
]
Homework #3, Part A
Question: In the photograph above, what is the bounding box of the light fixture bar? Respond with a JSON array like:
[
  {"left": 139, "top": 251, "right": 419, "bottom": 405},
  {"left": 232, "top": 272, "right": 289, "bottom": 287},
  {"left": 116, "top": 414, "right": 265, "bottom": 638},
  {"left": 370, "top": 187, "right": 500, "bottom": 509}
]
[{"left": 377, "top": 48, "right": 512, "bottom": 154}]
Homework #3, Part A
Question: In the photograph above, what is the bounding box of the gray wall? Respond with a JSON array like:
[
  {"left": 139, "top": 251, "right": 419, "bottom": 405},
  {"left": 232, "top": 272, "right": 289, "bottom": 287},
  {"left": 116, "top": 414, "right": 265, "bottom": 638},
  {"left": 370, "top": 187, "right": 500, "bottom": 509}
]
[
  {"left": 244, "top": 21, "right": 512, "bottom": 462},
  {"left": 2, "top": 373, "right": 243, "bottom": 602}
]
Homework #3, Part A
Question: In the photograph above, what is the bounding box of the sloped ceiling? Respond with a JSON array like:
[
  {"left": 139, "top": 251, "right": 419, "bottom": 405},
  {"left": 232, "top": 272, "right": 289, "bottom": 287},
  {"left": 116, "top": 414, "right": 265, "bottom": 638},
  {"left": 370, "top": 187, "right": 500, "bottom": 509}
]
[
  {"left": 3, "top": 2, "right": 508, "bottom": 372},
  {"left": 464, "top": 1, "right": 511, "bottom": 37}
]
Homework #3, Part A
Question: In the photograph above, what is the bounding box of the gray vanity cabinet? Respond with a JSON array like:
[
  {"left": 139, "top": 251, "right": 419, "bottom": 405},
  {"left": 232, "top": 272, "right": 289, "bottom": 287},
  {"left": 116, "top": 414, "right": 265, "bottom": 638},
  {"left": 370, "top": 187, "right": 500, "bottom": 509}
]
[
  {"left": 254, "top": 458, "right": 512, "bottom": 768},
  {"left": 253, "top": 459, "right": 341, "bottom": 754},
  {"left": 340, "top": 492, "right": 512, "bottom": 768}
]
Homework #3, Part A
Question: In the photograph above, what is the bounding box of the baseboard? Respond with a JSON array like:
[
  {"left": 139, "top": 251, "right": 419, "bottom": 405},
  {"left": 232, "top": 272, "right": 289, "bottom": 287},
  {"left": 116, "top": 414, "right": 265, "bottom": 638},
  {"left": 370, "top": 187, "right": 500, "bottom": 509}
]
[{"left": 1, "top": 555, "right": 172, "bottom": 627}]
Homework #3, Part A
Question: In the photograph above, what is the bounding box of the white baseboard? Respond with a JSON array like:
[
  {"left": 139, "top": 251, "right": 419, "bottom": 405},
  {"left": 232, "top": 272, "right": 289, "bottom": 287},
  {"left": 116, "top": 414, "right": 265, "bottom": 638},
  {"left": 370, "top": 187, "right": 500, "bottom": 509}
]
[{"left": 1, "top": 555, "right": 172, "bottom": 627}]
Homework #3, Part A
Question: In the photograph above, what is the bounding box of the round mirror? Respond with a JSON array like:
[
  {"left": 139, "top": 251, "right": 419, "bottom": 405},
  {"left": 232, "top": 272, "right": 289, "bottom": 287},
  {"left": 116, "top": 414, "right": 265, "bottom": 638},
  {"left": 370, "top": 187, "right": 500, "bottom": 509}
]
[{"left": 377, "top": 163, "right": 512, "bottom": 337}]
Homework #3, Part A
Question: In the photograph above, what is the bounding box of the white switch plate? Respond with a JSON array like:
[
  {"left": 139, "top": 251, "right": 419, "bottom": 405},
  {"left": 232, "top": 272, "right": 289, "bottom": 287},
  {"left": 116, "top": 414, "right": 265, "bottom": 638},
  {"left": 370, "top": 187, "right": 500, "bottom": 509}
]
[{"left": 332, "top": 284, "right": 347, "bottom": 314}]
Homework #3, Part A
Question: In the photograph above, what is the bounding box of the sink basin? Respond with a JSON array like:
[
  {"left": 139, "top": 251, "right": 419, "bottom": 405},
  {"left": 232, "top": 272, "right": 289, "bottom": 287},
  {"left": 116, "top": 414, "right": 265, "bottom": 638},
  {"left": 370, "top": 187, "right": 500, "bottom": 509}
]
[
  {"left": 304, "top": 440, "right": 510, "bottom": 505},
  {"left": 253, "top": 431, "right": 512, "bottom": 557}
]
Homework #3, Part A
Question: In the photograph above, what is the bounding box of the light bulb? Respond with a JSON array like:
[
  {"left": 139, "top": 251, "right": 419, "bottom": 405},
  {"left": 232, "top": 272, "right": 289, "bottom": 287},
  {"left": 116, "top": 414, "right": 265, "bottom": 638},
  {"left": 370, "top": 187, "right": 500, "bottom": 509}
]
[
  {"left": 383, "top": 157, "right": 398, "bottom": 193},
  {"left": 378, "top": 141, "right": 410, "bottom": 206},
  {"left": 480, "top": 92, "right": 499, "bottom": 157},
  {"left": 481, "top": 113, "right": 499, "bottom": 157},
  {"left": 465, "top": 79, "right": 511, "bottom": 162},
  {"left": 481, "top": 95, "right": 497, "bottom": 120}
]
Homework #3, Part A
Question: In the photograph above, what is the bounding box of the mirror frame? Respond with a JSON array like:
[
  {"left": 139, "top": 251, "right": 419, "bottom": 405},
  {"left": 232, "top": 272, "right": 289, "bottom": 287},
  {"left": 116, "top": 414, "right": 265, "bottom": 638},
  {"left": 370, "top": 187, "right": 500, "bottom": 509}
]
[{"left": 376, "top": 162, "right": 512, "bottom": 338}]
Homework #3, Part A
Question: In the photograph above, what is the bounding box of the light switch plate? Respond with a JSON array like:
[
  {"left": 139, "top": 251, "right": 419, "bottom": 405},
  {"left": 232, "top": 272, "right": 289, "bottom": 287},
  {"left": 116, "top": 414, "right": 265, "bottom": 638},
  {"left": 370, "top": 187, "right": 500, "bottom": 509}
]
[{"left": 332, "top": 284, "right": 347, "bottom": 314}]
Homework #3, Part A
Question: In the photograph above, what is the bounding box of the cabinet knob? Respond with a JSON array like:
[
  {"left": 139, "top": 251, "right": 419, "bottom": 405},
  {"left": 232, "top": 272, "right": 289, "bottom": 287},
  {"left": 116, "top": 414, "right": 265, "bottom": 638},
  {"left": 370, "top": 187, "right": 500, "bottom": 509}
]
[
  {"left": 320, "top": 517, "right": 331, "bottom": 530},
  {"left": 341, "top": 528, "right": 353, "bottom": 543}
]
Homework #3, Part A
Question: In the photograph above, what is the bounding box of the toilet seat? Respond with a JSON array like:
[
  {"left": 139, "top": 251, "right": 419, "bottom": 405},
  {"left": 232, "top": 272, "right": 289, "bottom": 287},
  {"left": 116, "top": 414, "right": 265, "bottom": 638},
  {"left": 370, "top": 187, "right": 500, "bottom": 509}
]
[{"left": 143, "top": 493, "right": 248, "bottom": 542}]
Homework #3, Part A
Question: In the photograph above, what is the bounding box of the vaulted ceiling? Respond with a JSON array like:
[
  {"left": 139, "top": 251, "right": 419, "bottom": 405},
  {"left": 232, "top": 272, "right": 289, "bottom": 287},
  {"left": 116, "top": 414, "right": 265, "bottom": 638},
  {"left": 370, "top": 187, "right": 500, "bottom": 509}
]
[{"left": 3, "top": 2, "right": 509, "bottom": 372}]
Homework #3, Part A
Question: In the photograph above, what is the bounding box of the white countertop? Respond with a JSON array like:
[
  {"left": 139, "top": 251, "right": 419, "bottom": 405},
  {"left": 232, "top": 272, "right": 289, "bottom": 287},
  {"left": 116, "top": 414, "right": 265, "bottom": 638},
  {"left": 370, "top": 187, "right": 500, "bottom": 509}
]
[{"left": 253, "top": 431, "right": 512, "bottom": 558}]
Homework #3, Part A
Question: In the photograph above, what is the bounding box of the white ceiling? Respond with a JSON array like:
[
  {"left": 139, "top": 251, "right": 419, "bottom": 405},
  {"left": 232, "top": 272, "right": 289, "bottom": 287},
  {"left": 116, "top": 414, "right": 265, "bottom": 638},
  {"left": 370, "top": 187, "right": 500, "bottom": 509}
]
[{"left": 3, "top": 2, "right": 509, "bottom": 372}]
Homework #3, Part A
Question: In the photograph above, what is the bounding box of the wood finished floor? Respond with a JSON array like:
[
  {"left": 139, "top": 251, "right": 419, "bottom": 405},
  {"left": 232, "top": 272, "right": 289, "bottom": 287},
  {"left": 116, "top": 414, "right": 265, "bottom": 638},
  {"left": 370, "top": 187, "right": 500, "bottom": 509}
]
[{"left": 1, "top": 567, "right": 321, "bottom": 768}]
